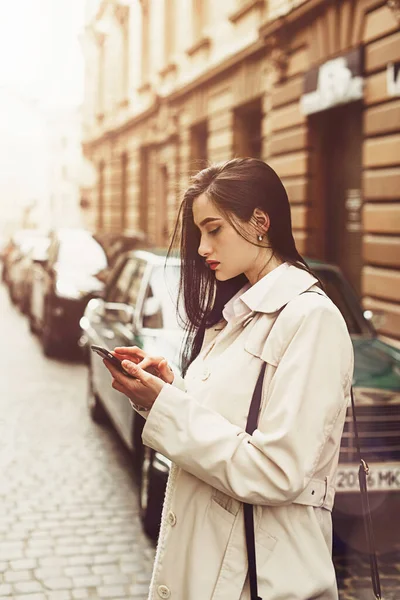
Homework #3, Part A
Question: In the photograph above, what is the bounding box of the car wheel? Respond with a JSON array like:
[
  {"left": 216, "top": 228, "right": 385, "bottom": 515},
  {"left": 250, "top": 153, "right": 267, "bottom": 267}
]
[
  {"left": 87, "top": 364, "right": 108, "bottom": 424},
  {"left": 41, "top": 304, "right": 57, "bottom": 357},
  {"left": 140, "top": 447, "right": 163, "bottom": 541}
]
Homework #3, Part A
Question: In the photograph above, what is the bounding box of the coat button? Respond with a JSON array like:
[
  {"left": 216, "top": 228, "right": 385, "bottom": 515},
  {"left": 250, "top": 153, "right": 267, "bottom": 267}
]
[
  {"left": 157, "top": 585, "right": 171, "bottom": 598},
  {"left": 167, "top": 511, "right": 177, "bottom": 526}
]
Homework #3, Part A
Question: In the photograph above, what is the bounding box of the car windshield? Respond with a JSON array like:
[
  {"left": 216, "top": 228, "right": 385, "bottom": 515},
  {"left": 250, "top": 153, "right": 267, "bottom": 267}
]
[
  {"left": 149, "top": 265, "right": 184, "bottom": 330},
  {"left": 57, "top": 233, "right": 108, "bottom": 274},
  {"left": 311, "top": 267, "right": 373, "bottom": 336}
]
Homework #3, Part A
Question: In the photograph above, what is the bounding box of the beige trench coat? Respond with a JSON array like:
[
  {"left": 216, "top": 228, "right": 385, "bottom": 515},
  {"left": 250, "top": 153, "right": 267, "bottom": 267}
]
[{"left": 139, "top": 265, "right": 354, "bottom": 600}]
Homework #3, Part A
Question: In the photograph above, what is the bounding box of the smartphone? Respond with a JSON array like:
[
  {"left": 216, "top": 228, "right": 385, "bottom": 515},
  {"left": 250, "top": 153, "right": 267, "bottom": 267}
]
[{"left": 90, "top": 345, "right": 137, "bottom": 378}]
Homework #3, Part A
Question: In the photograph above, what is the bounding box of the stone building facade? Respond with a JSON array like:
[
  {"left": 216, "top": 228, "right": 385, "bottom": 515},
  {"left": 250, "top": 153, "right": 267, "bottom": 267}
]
[{"left": 81, "top": 0, "right": 400, "bottom": 343}]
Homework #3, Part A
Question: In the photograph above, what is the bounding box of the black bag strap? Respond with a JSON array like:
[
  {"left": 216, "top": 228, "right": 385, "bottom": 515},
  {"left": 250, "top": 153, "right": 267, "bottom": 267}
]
[
  {"left": 350, "top": 387, "right": 382, "bottom": 599},
  {"left": 244, "top": 361, "right": 266, "bottom": 600},
  {"left": 243, "top": 292, "right": 382, "bottom": 600}
]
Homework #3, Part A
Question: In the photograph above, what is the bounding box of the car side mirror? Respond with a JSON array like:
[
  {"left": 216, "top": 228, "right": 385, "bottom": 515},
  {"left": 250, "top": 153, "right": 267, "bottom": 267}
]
[
  {"left": 363, "top": 309, "right": 386, "bottom": 330},
  {"left": 143, "top": 297, "right": 161, "bottom": 317},
  {"left": 104, "top": 302, "right": 134, "bottom": 325}
]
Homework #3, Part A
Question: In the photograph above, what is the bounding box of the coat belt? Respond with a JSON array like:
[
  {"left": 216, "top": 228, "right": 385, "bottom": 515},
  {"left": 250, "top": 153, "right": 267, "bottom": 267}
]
[{"left": 292, "top": 476, "right": 335, "bottom": 511}]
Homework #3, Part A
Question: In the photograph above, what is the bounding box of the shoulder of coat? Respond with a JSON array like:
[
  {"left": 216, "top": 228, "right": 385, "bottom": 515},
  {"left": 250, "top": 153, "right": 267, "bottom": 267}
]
[{"left": 278, "top": 286, "right": 347, "bottom": 333}]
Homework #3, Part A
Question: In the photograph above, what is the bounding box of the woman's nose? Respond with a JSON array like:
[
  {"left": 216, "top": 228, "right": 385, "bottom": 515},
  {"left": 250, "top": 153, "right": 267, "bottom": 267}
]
[{"left": 198, "top": 237, "right": 212, "bottom": 257}]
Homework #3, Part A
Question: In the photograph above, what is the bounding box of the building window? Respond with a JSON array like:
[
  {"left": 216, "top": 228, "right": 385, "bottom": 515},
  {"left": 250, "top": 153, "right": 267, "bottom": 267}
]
[
  {"left": 97, "top": 35, "right": 105, "bottom": 116},
  {"left": 121, "top": 16, "right": 130, "bottom": 101},
  {"left": 139, "top": 147, "right": 149, "bottom": 234},
  {"left": 190, "top": 121, "right": 208, "bottom": 170},
  {"left": 97, "top": 161, "right": 105, "bottom": 232},
  {"left": 115, "top": 4, "right": 130, "bottom": 103},
  {"left": 164, "top": 0, "right": 175, "bottom": 64},
  {"left": 158, "top": 165, "right": 169, "bottom": 247},
  {"left": 141, "top": 0, "right": 150, "bottom": 85},
  {"left": 192, "top": 0, "right": 207, "bottom": 42},
  {"left": 120, "top": 152, "right": 128, "bottom": 231},
  {"left": 233, "top": 98, "right": 262, "bottom": 159}
]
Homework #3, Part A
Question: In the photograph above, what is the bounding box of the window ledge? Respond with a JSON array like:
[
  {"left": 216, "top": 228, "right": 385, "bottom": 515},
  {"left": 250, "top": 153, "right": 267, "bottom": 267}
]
[
  {"left": 229, "top": 0, "right": 265, "bottom": 24},
  {"left": 159, "top": 61, "right": 177, "bottom": 78},
  {"left": 186, "top": 36, "right": 211, "bottom": 57}
]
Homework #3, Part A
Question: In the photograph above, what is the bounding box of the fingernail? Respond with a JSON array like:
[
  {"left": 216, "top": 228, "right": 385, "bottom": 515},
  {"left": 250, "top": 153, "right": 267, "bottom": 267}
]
[{"left": 122, "top": 360, "right": 133, "bottom": 370}]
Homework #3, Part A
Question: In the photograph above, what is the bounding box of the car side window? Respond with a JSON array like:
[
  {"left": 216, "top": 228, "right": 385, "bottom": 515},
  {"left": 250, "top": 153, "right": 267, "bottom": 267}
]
[
  {"left": 142, "top": 280, "right": 163, "bottom": 329},
  {"left": 104, "top": 255, "right": 128, "bottom": 300},
  {"left": 126, "top": 260, "right": 147, "bottom": 307},
  {"left": 107, "top": 259, "right": 138, "bottom": 304}
]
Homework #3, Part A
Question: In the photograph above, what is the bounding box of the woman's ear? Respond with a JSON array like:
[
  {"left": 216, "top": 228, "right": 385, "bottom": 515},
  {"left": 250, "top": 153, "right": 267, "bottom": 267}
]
[{"left": 253, "top": 208, "right": 270, "bottom": 235}]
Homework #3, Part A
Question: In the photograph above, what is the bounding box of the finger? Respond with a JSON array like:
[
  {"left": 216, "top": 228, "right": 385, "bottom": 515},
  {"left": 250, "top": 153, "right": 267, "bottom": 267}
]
[
  {"left": 112, "top": 352, "right": 141, "bottom": 364},
  {"left": 159, "top": 359, "right": 173, "bottom": 373},
  {"left": 121, "top": 359, "right": 150, "bottom": 383},
  {"left": 113, "top": 346, "right": 146, "bottom": 359},
  {"left": 103, "top": 359, "right": 132, "bottom": 385},
  {"left": 158, "top": 359, "right": 174, "bottom": 383},
  {"left": 137, "top": 357, "right": 159, "bottom": 371}
]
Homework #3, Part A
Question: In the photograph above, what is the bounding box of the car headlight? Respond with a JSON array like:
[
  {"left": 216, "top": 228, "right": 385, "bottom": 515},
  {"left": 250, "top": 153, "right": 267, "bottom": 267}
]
[{"left": 55, "top": 280, "right": 85, "bottom": 300}]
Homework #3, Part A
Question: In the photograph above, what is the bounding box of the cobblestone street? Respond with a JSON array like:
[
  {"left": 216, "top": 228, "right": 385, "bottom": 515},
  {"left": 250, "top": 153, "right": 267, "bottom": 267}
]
[
  {"left": 0, "top": 281, "right": 399, "bottom": 599},
  {"left": 0, "top": 282, "right": 155, "bottom": 599}
]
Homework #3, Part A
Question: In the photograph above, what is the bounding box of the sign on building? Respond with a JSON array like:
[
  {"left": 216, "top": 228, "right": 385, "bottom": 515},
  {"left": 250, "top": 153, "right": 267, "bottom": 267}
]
[{"left": 300, "top": 48, "right": 364, "bottom": 116}]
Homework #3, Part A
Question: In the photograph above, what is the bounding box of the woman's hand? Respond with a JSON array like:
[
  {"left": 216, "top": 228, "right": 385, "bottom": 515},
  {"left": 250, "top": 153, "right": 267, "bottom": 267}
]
[
  {"left": 103, "top": 356, "right": 166, "bottom": 411},
  {"left": 112, "top": 346, "right": 174, "bottom": 384}
]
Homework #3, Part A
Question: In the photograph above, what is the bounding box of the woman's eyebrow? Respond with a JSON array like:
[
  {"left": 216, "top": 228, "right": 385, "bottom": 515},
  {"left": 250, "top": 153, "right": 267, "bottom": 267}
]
[{"left": 195, "top": 217, "right": 222, "bottom": 228}]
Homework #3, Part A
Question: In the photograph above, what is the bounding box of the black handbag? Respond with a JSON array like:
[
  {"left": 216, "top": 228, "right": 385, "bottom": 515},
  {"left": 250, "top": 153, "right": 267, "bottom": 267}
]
[{"left": 243, "top": 337, "right": 382, "bottom": 600}]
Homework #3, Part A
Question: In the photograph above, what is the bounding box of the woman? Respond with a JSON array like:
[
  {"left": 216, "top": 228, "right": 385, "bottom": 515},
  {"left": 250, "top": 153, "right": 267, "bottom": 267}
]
[{"left": 104, "top": 158, "right": 354, "bottom": 600}]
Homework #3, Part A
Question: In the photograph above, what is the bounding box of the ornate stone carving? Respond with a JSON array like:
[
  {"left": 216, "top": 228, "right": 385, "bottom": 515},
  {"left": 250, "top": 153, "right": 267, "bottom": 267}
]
[{"left": 266, "top": 32, "right": 289, "bottom": 82}]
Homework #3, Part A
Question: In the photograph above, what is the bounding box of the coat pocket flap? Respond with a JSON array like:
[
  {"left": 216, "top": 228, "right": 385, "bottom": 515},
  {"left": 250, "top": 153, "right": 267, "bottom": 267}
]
[{"left": 244, "top": 331, "right": 279, "bottom": 367}]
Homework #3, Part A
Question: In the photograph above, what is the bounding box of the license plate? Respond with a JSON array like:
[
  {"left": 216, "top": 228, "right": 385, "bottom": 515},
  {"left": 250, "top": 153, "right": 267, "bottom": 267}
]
[{"left": 335, "top": 463, "right": 400, "bottom": 492}]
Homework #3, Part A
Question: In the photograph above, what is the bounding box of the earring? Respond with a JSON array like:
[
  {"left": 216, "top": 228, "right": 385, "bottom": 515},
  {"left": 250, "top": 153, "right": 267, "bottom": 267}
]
[{"left": 258, "top": 235, "right": 263, "bottom": 241}]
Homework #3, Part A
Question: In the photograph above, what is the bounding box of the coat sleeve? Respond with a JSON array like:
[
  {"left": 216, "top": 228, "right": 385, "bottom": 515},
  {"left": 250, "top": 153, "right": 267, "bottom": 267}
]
[{"left": 141, "top": 301, "right": 354, "bottom": 505}]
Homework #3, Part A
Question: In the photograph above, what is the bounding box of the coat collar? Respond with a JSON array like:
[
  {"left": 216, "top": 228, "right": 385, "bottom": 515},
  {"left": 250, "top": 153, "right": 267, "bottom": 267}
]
[
  {"left": 201, "top": 265, "right": 320, "bottom": 352},
  {"left": 245, "top": 264, "right": 319, "bottom": 314}
]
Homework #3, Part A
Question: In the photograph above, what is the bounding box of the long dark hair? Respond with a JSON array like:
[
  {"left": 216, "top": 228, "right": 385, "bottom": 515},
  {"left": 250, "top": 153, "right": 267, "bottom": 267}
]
[{"left": 167, "top": 157, "right": 319, "bottom": 377}]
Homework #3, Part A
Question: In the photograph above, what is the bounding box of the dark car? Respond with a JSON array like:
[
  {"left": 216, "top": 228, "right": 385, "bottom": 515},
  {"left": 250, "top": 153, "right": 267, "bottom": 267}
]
[
  {"left": 29, "top": 228, "right": 108, "bottom": 356},
  {"left": 81, "top": 253, "right": 400, "bottom": 543}
]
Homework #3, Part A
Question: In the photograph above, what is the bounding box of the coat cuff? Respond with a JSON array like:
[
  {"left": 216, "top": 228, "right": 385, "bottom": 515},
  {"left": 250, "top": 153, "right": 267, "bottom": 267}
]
[
  {"left": 128, "top": 399, "right": 150, "bottom": 420},
  {"left": 142, "top": 383, "right": 188, "bottom": 449}
]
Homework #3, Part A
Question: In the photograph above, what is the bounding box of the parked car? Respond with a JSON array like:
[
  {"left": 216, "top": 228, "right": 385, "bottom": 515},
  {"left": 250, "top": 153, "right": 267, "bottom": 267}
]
[
  {"left": 8, "top": 234, "right": 50, "bottom": 313},
  {"left": 80, "top": 249, "right": 183, "bottom": 538},
  {"left": 81, "top": 253, "right": 400, "bottom": 542},
  {"left": 92, "top": 230, "right": 149, "bottom": 286},
  {"left": 2, "top": 229, "right": 48, "bottom": 287},
  {"left": 29, "top": 228, "right": 108, "bottom": 356}
]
